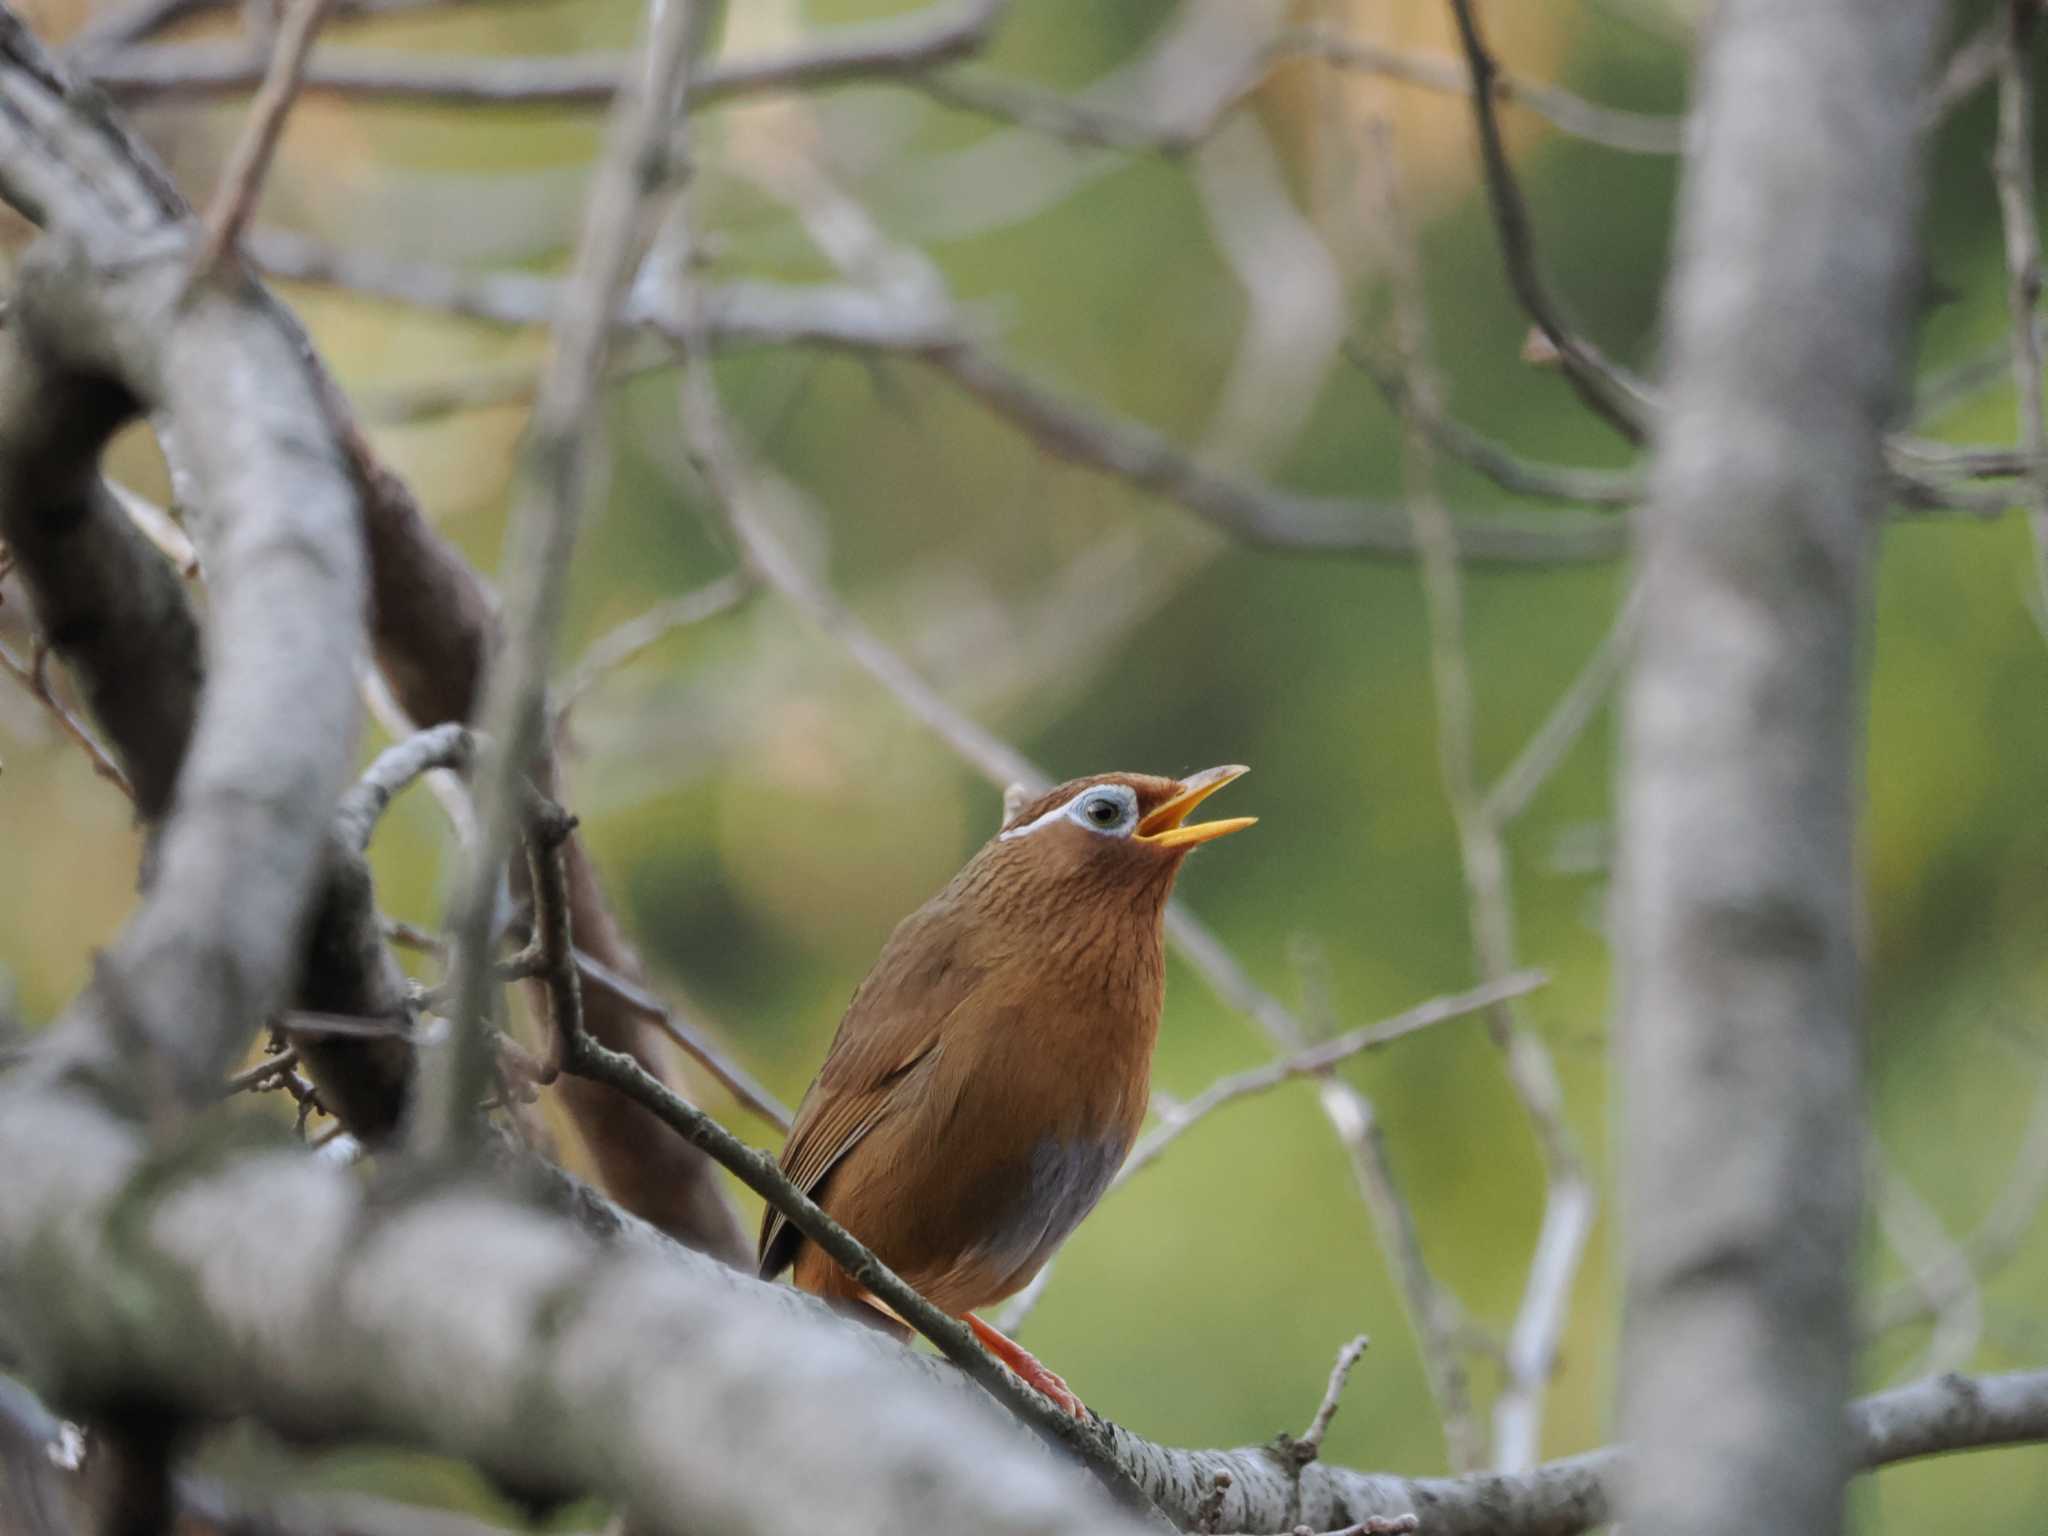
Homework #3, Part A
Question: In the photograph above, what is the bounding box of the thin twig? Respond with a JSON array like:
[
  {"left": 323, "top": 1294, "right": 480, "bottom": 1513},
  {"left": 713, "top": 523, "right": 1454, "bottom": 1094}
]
[
  {"left": 1443, "top": 0, "right": 1651, "bottom": 442},
  {"left": 106, "top": 482, "right": 200, "bottom": 577},
  {"left": 1871, "top": 1147, "right": 1984, "bottom": 1379},
  {"left": 569, "top": 945, "right": 793, "bottom": 1132},
  {"left": 1350, "top": 342, "right": 1641, "bottom": 506},
  {"left": 280, "top": 1008, "right": 414, "bottom": 1039},
  {"left": 1928, "top": 13, "right": 2007, "bottom": 122},
  {"left": 85, "top": 0, "right": 1011, "bottom": 106},
  {"left": 1319, "top": 1078, "right": 1483, "bottom": 1471},
  {"left": 914, "top": 23, "right": 1681, "bottom": 160},
  {"left": 1484, "top": 587, "right": 1639, "bottom": 826},
  {"left": 1282, "top": 27, "right": 1681, "bottom": 155},
  {"left": 432, "top": 0, "right": 709, "bottom": 1165},
  {"left": 1366, "top": 113, "right": 1592, "bottom": 1473},
  {"left": 521, "top": 793, "right": 581, "bottom": 1083},
  {"left": 555, "top": 571, "right": 755, "bottom": 729},
  {"left": 223, "top": 1044, "right": 300, "bottom": 1094},
  {"left": 187, "top": 0, "right": 340, "bottom": 280},
  {"left": 1867, "top": 1062, "right": 2048, "bottom": 1335},
  {"left": 1295, "top": 1335, "right": 1370, "bottom": 1463},
  {"left": 382, "top": 896, "right": 792, "bottom": 1130},
  {"left": 1992, "top": 0, "right": 2048, "bottom": 606},
  {"left": 63, "top": 0, "right": 461, "bottom": 58},
  {"left": 242, "top": 226, "right": 1623, "bottom": 566},
  {"left": 1912, "top": 325, "right": 2048, "bottom": 425},
  {"left": 0, "top": 636, "right": 135, "bottom": 798},
  {"left": 1119, "top": 971, "right": 1546, "bottom": 1184},
  {"left": 381, "top": 916, "right": 444, "bottom": 954},
  {"left": 333, "top": 721, "right": 474, "bottom": 854},
  {"left": 919, "top": 340, "right": 1628, "bottom": 566}
]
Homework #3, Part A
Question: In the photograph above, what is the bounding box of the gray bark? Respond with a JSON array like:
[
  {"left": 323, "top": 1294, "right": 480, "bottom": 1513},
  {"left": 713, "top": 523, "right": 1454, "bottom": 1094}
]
[
  {"left": 0, "top": 2, "right": 748, "bottom": 1258},
  {"left": 4, "top": 1082, "right": 2044, "bottom": 1536},
  {"left": 0, "top": 230, "right": 368, "bottom": 1111},
  {"left": 1617, "top": 2, "right": 1946, "bottom": 1534}
]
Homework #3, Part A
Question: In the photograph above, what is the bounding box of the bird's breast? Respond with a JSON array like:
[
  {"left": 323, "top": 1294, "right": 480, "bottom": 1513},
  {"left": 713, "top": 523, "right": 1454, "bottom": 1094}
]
[{"left": 960, "top": 1132, "right": 1128, "bottom": 1290}]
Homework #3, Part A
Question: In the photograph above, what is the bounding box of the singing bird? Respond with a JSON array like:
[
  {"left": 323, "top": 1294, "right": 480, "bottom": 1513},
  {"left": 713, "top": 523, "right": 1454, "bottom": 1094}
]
[{"left": 759, "top": 766, "right": 1255, "bottom": 1417}]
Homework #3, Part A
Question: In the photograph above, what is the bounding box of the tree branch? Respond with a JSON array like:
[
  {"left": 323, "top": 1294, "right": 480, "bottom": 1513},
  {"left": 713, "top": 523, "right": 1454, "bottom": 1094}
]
[
  {"left": 1991, "top": 0, "right": 2048, "bottom": 607},
  {"left": 3, "top": 1077, "right": 2045, "bottom": 1536},
  {"left": 1364, "top": 114, "right": 1591, "bottom": 1472},
  {"left": 1616, "top": 3, "right": 1943, "bottom": 1533},
  {"left": 1442, "top": 0, "right": 1654, "bottom": 442},
  {"left": 432, "top": 0, "right": 706, "bottom": 1162},
  {"left": 81, "top": 0, "right": 1009, "bottom": 106},
  {"left": 1118, "top": 972, "right": 1545, "bottom": 1185},
  {"left": 0, "top": 12, "right": 367, "bottom": 1110},
  {"left": 186, "top": 0, "right": 338, "bottom": 278},
  {"left": 0, "top": 1, "right": 751, "bottom": 1258}
]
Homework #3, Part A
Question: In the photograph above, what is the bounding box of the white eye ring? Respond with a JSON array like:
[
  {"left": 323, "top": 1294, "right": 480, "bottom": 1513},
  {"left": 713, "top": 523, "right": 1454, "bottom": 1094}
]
[
  {"left": 1068, "top": 789, "right": 1135, "bottom": 835},
  {"left": 1000, "top": 783, "right": 1139, "bottom": 841}
]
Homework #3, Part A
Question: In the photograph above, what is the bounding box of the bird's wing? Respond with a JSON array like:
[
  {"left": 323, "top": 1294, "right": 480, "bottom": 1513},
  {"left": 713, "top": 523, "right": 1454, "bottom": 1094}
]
[{"left": 758, "top": 902, "right": 985, "bottom": 1278}]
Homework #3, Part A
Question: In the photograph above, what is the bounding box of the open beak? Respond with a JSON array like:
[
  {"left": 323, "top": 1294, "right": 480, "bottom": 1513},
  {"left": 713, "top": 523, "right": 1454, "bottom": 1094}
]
[{"left": 1136, "top": 764, "right": 1256, "bottom": 850}]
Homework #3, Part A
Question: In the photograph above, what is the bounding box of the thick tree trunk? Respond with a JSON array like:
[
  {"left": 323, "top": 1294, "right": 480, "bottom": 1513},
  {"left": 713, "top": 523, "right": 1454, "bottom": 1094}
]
[{"left": 1617, "top": 2, "right": 1945, "bottom": 1533}]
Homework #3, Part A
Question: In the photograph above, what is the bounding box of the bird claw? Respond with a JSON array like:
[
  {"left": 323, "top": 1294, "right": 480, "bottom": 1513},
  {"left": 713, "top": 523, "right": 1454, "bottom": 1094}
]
[
  {"left": 965, "top": 1312, "right": 1091, "bottom": 1419},
  {"left": 1014, "top": 1358, "right": 1087, "bottom": 1420}
]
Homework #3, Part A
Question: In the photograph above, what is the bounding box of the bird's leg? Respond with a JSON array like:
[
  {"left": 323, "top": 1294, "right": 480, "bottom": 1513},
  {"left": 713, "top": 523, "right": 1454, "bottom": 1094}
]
[{"left": 964, "top": 1312, "right": 1087, "bottom": 1420}]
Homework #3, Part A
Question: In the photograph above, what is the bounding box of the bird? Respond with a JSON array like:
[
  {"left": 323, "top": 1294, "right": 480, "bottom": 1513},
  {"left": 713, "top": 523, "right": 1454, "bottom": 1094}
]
[{"left": 759, "top": 765, "right": 1255, "bottom": 1418}]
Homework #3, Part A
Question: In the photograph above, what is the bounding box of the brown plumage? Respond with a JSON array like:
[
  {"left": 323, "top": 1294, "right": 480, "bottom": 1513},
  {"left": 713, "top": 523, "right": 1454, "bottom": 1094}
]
[{"left": 759, "top": 766, "right": 1255, "bottom": 1416}]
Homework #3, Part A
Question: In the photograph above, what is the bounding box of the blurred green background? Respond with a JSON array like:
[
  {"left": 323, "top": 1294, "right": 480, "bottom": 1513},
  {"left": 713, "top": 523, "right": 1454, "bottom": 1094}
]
[{"left": 4, "top": 0, "right": 2047, "bottom": 1523}]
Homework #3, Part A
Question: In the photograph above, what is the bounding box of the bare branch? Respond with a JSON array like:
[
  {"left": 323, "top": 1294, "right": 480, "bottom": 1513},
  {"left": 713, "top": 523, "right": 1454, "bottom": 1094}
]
[
  {"left": 555, "top": 571, "right": 755, "bottom": 728},
  {"left": 1349, "top": 343, "right": 1641, "bottom": 507},
  {"left": 432, "top": 0, "right": 709, "bottom": 1163},
  {"left": 1282, "top": 28, "right": 1682, "bottom": 156},
  {"left": 240, "top": 221, "right": 1628, "bottom": 568},
  {"left": 62, "top": 0, "right": 464, "bottom": 58},
  {"left": 1296, "top": 1336, "right": 1371, "bottom": 1463},
  {"left": 1, "top": 1085, "right": 1158, "bottom": 1536},
  {"left": 0, "top": 9, "right": 367, "bottom": 1107},
  {"left": 920, "top": 340, "right": 1628, "bottom": 565},
  {"left": 1866, "top": 1062, "right": 2048, "bottom": 1336},
  {"left": 1443, "top": 0, "right": 1652, "bottom": 442},
  {"left": 1927, "top": 13, "right": 2005, "bottom": 121},
  {"left": 1484, "top": 587, "right": 1638, "bottom": 826},
  {"left": 1992, "top": 0, "right": 2048, "bottom": 605},
  {"left": 105, "top": 480, "right": 199, "bottom": 576},
  {"left": 1119, "top": 971, "right": 1546, "bottom": 1185},
  {"left": 5, "top": 1072, "right": 2048, "bottom": 1536},
  {"left": 2, "top": 0, "right": 748, "bottom": 1254},
  {"left": 186, "top": 0, "right": 338, "bottom": 279},
  {"left": 222, "top": 1043, "right": 300, "bottom": 1094},
  {"left": 333, "top": 720, "right": 473, "bottom": 855},
  {"left": 1616, "top": 2, "right": 1943, "bottom": 1532},
  {"left": 83, "top": 0, "right": 1009, "bottom": 107},
  {"left": 1365, "top": 113, "right": 1591, "bottom": 1472},
  {"left": 1871, "top": 1150, "right": 1984, "bottom": 1379},
  {"left": 1319, "top": 1079, "right": 1483, "bottom": 1471},
  {"left": 570, "top": 946, "right": 793, "bottom": 1132},
  {"left": 0, "top": 635, "right": 135, "bottom": 797},
  {"left": 519, "top": 793, "right": 582, "bottom": 1082}
]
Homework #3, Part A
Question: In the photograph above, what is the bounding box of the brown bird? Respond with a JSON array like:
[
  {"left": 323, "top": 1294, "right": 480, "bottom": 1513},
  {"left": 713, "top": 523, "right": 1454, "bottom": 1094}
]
[{"left": 759, "top": 766, "right": 1255, "bottom": 1417}]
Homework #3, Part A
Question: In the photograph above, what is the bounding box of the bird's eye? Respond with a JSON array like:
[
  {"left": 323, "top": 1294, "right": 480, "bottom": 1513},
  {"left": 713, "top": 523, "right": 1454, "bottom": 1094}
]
[{"left": 1084, "top": 796, "right": 1121, "bottom": 826}]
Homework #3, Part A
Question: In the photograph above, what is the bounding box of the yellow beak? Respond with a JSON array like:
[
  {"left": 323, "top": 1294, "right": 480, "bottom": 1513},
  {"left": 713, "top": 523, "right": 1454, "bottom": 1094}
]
[{"left": 1136, "top": 764, "right": 1256, "bottom": 850}]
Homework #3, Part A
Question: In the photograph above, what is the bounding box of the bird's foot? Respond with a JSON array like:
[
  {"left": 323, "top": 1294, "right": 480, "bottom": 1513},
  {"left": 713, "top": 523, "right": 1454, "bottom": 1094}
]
[{"left": 965, "top": 1311, "right": 1088, "bottom": 1419}]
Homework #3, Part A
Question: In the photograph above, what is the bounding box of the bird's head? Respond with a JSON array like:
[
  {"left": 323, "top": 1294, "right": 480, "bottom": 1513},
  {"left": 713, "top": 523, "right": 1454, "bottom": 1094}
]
[{"left": 979, "top": 765, "right": 1256, "bottom": 908}]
